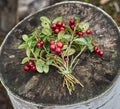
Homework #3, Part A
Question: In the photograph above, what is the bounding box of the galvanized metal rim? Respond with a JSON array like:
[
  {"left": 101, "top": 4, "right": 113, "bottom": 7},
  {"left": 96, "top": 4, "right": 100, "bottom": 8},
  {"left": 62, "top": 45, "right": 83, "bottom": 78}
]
[{"left": 0, "top": 1, "right": 120, "bottom": 107}]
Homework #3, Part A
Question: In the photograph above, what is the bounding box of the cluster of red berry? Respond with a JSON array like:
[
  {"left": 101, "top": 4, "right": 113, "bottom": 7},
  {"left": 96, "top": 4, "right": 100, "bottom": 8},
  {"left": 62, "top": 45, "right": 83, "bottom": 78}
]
[
  {"left": 23, "top": 17, "right": 104, "bottom": 72},
  {"left": 69, "top": 18, "right": 91, "bottom": 37},
  {"left": 36, "top": 40, "right": 44, "bottom": 48},
  {"left": 24, "top": 60, "right": 36, "bottom": 72},
  {"left": 94, "top": 45, "right": 104, "bottom": 56},
  {"left": 69, "top": 18, "right": 76, "bottom": 30},
  {"left": 51, "top": 21, "right": 65, "bottom": 34},
  {"left": 50, "top": 40, "right": 64, "bottom": 54}
]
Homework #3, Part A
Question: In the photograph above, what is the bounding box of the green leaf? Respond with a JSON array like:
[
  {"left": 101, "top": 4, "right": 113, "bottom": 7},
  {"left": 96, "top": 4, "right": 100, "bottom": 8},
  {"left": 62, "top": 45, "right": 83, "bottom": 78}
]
[
  {"left": 26, "top": 47, "right": 31, "bottom": 57},
  {"left": 87, "top": 43, "right": 94, "bottom": 52},
  {"left": 68, "top": 48, "right": 76, "bottom": 56},
  {"left": 22, "top": 34, "right": 29, "bottom": 41},
  {"left": 42, "top": 28, "right": 51, "bottom": 36},
  {"left": 62, "top": 45, "right": 68, "bottom": 50},
  {"left": 53, "top": 17, "right": 63, "bottom": 23},
  {"left": 28, "top": 40, "right": 36, "bottom": 49},
  {"left": 74, "top": 38, "right": 87, "bottom": 45},
  {"left": 18, "top": 42, "right": 27, "bottom": 49},
  {"left": 34, "top": 48, "right": 40, "bottom": 58},
  {"left": 43, "top": 64, "right": 49, "bottom": 73},
  {"left": 36, "top": 59, "right": 45, "bottom": 73},
  {"left": 38, "top": 34, "right": 45, "bottom": 38},
  {"left": 58, "top": 31, "right": 65, "bottom": 40},
  {"left": 62, "top": 48, "right": 75, "bottom": 56},
  {"left": 41, "top": 21, "right": 50, "bottom": 28},
  {"left": 75, "top": 17, "right": 80, "bottom": 23},
  {"left": 63, "top": 34, "right": 72, "bottom": 41},
  {"left": 31, "top": 28, "right": 39, "bottom": 36},
  {"left": 85, "top": 35, "right": 92, "bottom": 43},
  {"left": 65, "top": 26, "right": 73, "bottom": 34},
  {"left": 82, "top": 22, "right": 89, "bottom": 31},
  {"left": 46, "top": 59, "right": 53, "bottom": 65},
  {"left": 21, "top": 57, "right": 29, "bottom": 64},
  {"left": 40, "top": 16, "right": 51, "bottom": 24},
  {"left": 36, "top": 64, "right": 43, "bottom": 73},
  {"left": 78, "top": 24, "right": 83, "bottom": 30}
]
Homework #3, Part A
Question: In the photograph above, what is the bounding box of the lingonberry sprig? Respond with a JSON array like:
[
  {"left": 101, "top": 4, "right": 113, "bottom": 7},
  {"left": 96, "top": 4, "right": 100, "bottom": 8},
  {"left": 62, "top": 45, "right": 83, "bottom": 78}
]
[{"left": 18, "top": 16, "right": 104, "bottom": 94}]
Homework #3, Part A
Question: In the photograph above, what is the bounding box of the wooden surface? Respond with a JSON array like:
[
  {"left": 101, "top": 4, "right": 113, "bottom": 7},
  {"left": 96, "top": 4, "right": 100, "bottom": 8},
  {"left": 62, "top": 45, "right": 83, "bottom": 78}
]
[{"left": 2, "top": 1, "right": 119, "bottom": 109}]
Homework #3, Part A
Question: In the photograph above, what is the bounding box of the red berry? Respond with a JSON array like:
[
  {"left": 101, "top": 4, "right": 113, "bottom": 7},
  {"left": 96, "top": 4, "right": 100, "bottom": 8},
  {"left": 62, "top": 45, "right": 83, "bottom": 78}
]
[
  {"left": 36, "top": 40, "right": 44, "bottom": 48},
  {"left": 86, "top": 29, "right": 91, "bottom": 34},
  {"left": 55, "top": 47, "right": 62, "bottom": 54},
  {"left": 24, "top": 65, "right": 30, "bottom": 72},
  {"left": 28, "top": 60, "right": 34, "bottom": 67},
  {"left": 95, "top": 49, "right": 100, "bottom": 54},
  {"left": 77, "top": 31, "right": 84, "bottom": 36},
  {"left": 70, "top": 25, "right": 75, "bottom": 30},
  {"left": 49, "top": 40, "right": 55, "bottom": 45},
  {"left": 31, "top": 65, "right": 36, "bottom": 71},
  {"left": 51, "top": 23, "right": 56, "bottom": 29},
  {"left": 57, "top": 21, "right": 63, "bottom": 27},
  {"left": 54, "top": 28, "right": 60, "bottom": 34},
  {"left": 40, "top": 40, "right": 44, "bottom": 45},
  {"left": 60, "top": 27, "right": 65, "bottom": 31},
  {"left": 99, "top": 50, "right": 104, "bottom": 57},
  {"left": 69, "top": 19, "right": 75, "bottom": 24},
  {"left": 56, "top": 41, "right": 64, "bottom": 48},
  {"left": 64, "top": 56, "right": 69, "bottom": 62},
  {"left": 36, "top": 42, "right": 41, "bottom": 48},
  {"left": 50, "top": 44, "right": 56, "bottom": 51},
  {"left": 94, "top": 46, "right": 98, "bottom": 51}
]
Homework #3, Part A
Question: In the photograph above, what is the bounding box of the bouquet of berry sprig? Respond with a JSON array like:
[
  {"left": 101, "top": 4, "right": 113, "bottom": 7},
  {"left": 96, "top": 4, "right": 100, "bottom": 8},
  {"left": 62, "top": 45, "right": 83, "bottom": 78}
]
[{"left": 18, "top": 16, "right": 104, "bottom": 94}]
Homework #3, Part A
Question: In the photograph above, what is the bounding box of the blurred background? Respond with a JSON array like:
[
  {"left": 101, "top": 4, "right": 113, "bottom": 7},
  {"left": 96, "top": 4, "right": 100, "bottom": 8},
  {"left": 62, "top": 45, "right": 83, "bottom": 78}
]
[{"left": 0, "top": 0, "right": 120, "bottom": 109}]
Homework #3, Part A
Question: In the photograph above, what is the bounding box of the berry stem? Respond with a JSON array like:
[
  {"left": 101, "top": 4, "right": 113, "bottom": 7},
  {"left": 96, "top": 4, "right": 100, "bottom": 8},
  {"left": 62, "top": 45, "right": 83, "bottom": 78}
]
[
  {"left": 70, "top": 45, "right": 86, "bottom": 69},
  {"left": 43, "top": 45, "right": 49, "bottom": 54}
]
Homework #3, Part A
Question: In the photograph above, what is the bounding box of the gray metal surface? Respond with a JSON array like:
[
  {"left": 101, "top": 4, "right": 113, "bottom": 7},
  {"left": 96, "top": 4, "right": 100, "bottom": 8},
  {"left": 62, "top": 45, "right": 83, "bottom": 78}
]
[{"left": 7, "top": 74, "right": 120, "bottom": 109}]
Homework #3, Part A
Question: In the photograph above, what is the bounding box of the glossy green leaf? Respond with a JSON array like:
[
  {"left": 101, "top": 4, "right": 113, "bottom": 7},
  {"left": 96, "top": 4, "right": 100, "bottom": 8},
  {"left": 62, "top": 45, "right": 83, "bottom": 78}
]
[
  {"left": 74, "top": 38, "right": 87, "bottom": 45},
  {"left": 43, "top": 64, "right": 49, "bottom": 73},
  {"left": 85, "top": 35, "right": 92, "bottom": 43},
  {"left": 53, "top": 17, "right": 63, "bottom": 23},
  {"left": 41, "top": 21, "right": 50, "bottom": 28},
  {"left": 22, "top": 34, "right": 28, "bottom": 41},
  {"left": 36, "top": 59, "right": 45, "bottom": 73},
  {"left": 38, "top": 34, "right": 45, "bottom": 38},
  {"left": 42, "top": 28, "right": 51, "bottom": 36},
  {"left": 62, "top": 48, "right": 75, "bottom": 56},
  {"left": 82, "top": 22, "right": 89, "bottom": 31},
  {"left": 34, "top": 48, "right": 40, "bottom": 58},
  {"left": 62, "top": 45, "right": 68, "bottom": 50},
  {"left": 36, "top": 64, "right": 43, "bottom": 73},
  {"left": 40, "top": 16, "right": 51, "bottom": 24},
  {"left": 21, "top": 57, "right": 29, "bottom": 64},
  {"left": 18, "top": 42, "right": 27, "bottom": 49},
  {"left": 28, "top": 40, "right": 36, "bottom": 49},
  {"left": 75, "top": 16, "right": 80, "bottom": 23},
  {"left": 58, "top": 31, "right": 65, "bottom": 40},
  {"left": 46, "top": 59, "right": 53, "bottom": 65},
  {"left": 63, "top": 34, "right": 72, "bottom": 41},
  {"left": 68, "top": 48, "right": 76, "bottom": 55},
  {"left": 65, "top": 26, "right": 73, "bottom": 34},
  {"left": 87, "top": 43, "right": 94, "bottom": 52},
  {"left": 26, "top": 47, "right": 31, "bottom": 57}
]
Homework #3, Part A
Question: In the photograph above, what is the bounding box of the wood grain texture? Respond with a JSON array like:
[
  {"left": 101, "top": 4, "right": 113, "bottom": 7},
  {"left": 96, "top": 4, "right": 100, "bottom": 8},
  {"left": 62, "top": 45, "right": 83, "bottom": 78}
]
[{"left": 0, "top": 1, "right": 120, "bottom": 109}]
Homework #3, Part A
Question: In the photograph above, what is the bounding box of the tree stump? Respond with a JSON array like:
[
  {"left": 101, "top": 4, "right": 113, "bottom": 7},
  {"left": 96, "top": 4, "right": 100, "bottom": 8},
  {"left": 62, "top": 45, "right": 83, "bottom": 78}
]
[{"left": 0, "top": 1, "right": 120, "bottom": 109}]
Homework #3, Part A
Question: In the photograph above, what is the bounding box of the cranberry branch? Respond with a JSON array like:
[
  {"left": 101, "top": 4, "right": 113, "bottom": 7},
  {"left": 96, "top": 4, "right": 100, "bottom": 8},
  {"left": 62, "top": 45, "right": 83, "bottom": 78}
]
[{"left": 18, "top": 16, "right": 104, "bottom": 94}]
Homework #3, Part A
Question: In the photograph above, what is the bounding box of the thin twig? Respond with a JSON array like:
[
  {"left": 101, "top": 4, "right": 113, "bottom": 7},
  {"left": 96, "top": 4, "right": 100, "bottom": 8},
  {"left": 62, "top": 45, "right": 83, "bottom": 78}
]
[{"left": 70, "top": 46, "right": 86, "bottom": 68}]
